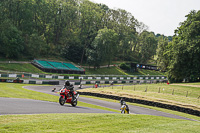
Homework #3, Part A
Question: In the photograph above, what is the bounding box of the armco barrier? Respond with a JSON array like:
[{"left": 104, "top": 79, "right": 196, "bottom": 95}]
[
  {"left": 73, "top": 80, "right": 167, "bottom": 85},
  {"left": 78, "top": 92, "right": 200, "bottom": 117},
  {"left": 0, "top": 73, "right": 167, "bottom": 81}
]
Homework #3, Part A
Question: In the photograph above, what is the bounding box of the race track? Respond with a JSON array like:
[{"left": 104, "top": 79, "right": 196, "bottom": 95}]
[
  {"left": 0, "top": 85, "right": 194, "bottom": 121},
  {"left": 0, "top": 97, "right": 114, "bottom": 115}
]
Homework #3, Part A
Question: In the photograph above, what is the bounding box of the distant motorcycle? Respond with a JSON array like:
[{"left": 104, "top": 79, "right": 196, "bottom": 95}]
[
  {"left": 59, "top": 86, "right": 79, "bottom": 107},
  {"left": 120, "top": 99, "right": 129, "bottom": 114},
  {"left": 120, "top": 104, "right": 129, "bottom": 114}
]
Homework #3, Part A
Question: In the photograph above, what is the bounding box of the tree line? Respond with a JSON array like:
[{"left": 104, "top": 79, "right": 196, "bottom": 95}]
[
  {"left": 0, "top": 0, "right": 166, "bottom": 65},
  {"left": 1, "top": 0, "right": 199, "bottom": 83},
  {"left": 156, "top": 10, "right": 200, "bottom": 82}
]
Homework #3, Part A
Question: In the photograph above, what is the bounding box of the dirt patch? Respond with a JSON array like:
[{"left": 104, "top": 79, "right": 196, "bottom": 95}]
[{"left": 171, "top": 84, "right": 200, "bottom": 88}]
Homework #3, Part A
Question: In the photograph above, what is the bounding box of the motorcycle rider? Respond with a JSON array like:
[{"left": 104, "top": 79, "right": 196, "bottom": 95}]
[
  {"left": 120, "top": 98, "right": 125, "bottom": 106},
  {"left": 64, "top": 80, "right": 75, "bottom": 102},
  {"left": 120, "top": 98, "right": 129, "bottom": 114}
]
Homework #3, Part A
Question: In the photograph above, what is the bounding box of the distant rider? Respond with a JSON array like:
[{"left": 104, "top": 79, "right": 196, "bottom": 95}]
[
  {"left": 64, "top": 80, "right": 75, "bottom": 102},
  {"left": 120, "top": 98, "right": 129, "bottom": 114},
  {"left": 120, "top": 98, "right": 125, "bottom": 106}
]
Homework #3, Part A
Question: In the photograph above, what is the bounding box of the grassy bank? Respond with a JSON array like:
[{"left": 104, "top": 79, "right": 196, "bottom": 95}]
[
  {"left": 0, "top": 63, "right": 44, "bottom": 73},
  {"left": 0, "top": 62, "right": 165, "bottom": 75},
  {"left": 82, "top": 67, "right": 165, "bottom": 75},
  {"left": 136, "top": 68, "right": 166, "bottom": 75},
  {"left": 0, "top": 114, "right": 200, "bottom": 133},
  {"left": 84, "top": 66, "right": 126, "bottom": 75},
  {"left": 78, "top": 83, "right": 200, "bottom": 111}
]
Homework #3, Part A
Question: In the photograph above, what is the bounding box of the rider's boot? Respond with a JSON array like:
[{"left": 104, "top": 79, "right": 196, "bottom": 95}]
[
  {"left": 73, "top": 96, "right": 76, "bottom": 102},
  {"left": 71, "top": 94, "right": 76, "bottom": 102}
]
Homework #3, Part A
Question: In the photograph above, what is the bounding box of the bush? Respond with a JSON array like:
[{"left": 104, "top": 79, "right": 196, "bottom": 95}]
[{"left": 119, "top": 63, "right": 130, "bottom": 71}]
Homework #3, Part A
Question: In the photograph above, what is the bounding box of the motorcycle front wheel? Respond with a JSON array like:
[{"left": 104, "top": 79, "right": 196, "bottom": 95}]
[
  {"left": 121, "top": 110, "right": 125, "bottom": 114},
  {"left": 59, "top": 96, "right": 65, "bottom": 106},
  {"left": 71, "top": 98, "right": 77, "bottom": 107}
]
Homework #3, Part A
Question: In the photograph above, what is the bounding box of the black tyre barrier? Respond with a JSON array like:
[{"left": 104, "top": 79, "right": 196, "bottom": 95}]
[
  {"left": 29, "top": 80, "right": 59, "bottom": 85},
  {"left": 0, "top": 79, "right": 59, "bottom": 85},
  {"left": 78, "top": 92, "right": 200, "bottom": 117},
  {"left": 0, "top": 79, "right": 23, "bottom": 83},
  {"left": 48, "top": 81, "right": 59, "bottom": 85}
]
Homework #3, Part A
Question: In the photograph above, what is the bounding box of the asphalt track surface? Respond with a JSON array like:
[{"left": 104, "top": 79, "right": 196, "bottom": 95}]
[
  {"left": 0, "top": 97, "right": 114, "bottom": 115},
  {"left": 0, "top": 85, "right": 194, "bottom": 121}
]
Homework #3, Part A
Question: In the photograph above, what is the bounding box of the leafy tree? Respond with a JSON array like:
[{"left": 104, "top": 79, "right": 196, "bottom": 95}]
[
  {"left": 24, "top": 33, "right": 48, "bottom": 58},
  {"left": 167, "top": 36, "right": 173, "bottom": 41},
  {"left": 138, "top": 31, "right": 157, "bottom": 63},
  {"left": 79, "top": 0, "right": 104, "bottom": 65},
  {"left": 107, "top": 9, "right": 138, "bottom": 61},
  {"left": 61, "top": 30, "right": 82, "bottom": 63},
  {"left": 156, "top": 36, "right": 170, "bottom": 71},
  {"left": 0, "top": 20, "right": 24, "bottom": 58},
  {"left": 87, "top": 28, "right": 118, "bottom": 68},
  {"left": 119, "top": 63, "right": 130, "bottom": 71},
  {"left": 167, "top": 10, "right": 200, "bottom": 82},
  {"left": 0, "top": 0, "right": 162, "bottom": 67}
]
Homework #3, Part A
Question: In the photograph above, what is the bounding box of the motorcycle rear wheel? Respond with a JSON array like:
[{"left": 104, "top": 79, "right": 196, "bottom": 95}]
[{"left": 59, "top": 96, "right": 65, "bottom": 106}]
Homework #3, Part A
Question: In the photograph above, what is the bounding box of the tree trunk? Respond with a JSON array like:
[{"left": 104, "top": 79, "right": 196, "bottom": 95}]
[{"left": 80, "top": 40, "right": 86, "bottom": 65}]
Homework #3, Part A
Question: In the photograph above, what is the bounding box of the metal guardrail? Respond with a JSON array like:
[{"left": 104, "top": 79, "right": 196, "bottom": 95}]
[{"left": 0, "top": 73, "right": 167, "bottom": 80}]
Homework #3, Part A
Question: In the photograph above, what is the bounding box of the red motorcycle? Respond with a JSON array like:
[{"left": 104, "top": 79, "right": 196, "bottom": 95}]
[{"left": 59, "top": 86, "right": 79, "bottom": 107}]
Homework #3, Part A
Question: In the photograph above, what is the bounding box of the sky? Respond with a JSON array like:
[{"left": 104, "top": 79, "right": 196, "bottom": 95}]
[{"left": 92, "top": 0, "right": 200, "bottom": 36}]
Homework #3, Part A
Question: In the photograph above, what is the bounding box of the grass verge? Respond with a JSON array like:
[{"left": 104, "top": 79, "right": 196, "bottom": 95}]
[
  {"left": 0, "top": 114, "right": 199, "bottom": 133},
  {"left": 84, "top": 66, "right": 126, "bottom": 75},
  {"left": 78, "top": 83, "right": 200, "bottom": 111},
  {"left": 0, "top": 83, "right": 118, "bottom": 113}
]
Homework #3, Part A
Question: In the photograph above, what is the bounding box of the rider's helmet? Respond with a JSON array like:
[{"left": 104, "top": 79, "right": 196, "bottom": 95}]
[
  {"left": 122, "top": 101, "right": 126, "bottom": 105},
  {"left": 65, "top": 80, "right": 70, "bottom": 86}
]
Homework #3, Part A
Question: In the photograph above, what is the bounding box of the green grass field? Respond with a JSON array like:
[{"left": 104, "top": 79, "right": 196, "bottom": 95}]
[
  {"left": 0, "top": 114, "right": 199, "bottom": 133},
  {"left": 0, "top": 83, "right": 200, "bottom": 132}
]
